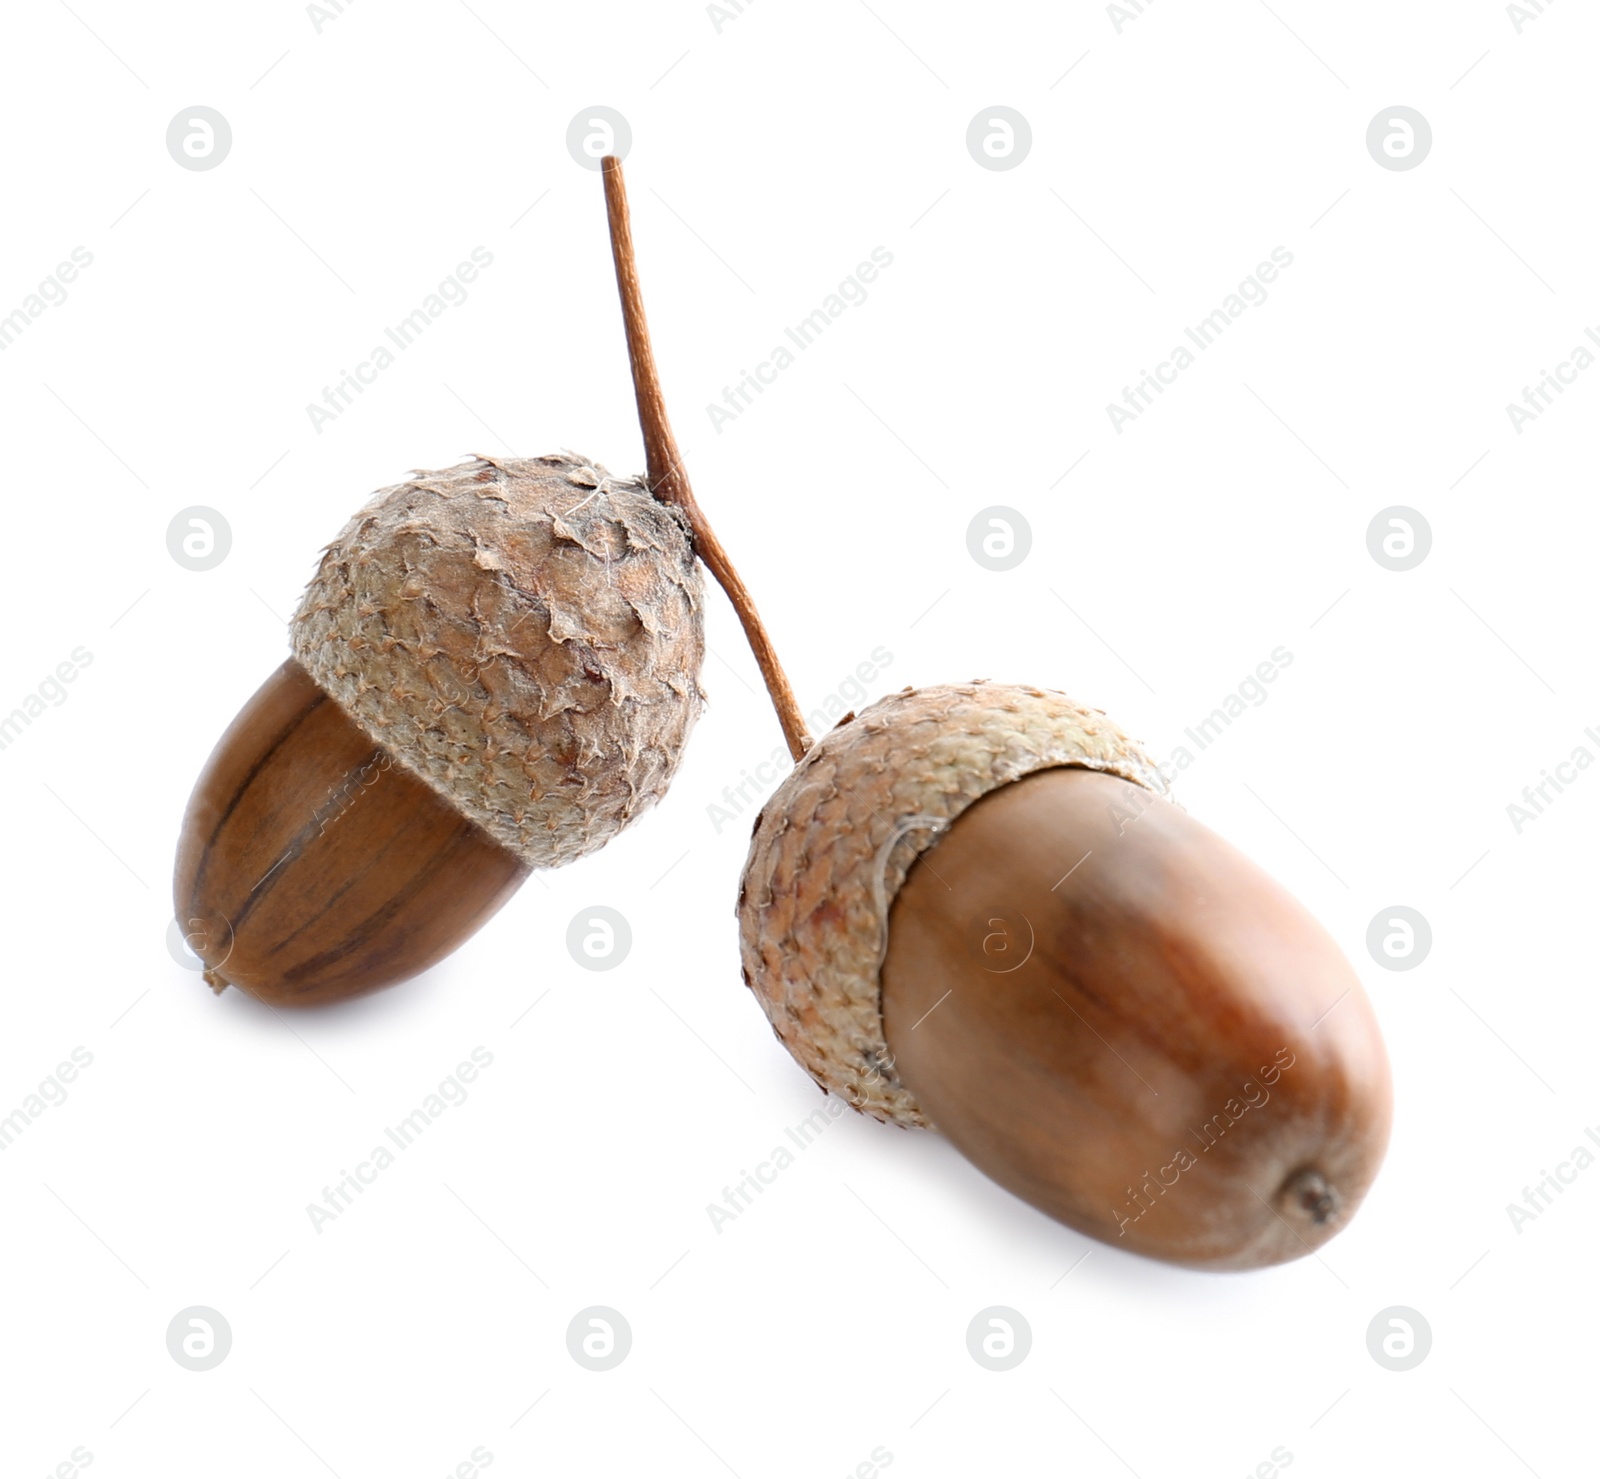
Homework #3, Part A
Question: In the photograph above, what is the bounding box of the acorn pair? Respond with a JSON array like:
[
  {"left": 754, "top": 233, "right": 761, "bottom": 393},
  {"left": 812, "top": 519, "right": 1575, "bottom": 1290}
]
[{"left": 176, "top": 159, "right": 1390, "bottom": 1269}]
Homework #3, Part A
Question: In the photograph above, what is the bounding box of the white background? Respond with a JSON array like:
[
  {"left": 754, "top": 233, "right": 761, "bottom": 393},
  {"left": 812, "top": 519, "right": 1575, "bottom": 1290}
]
[{"left": 1, "top": 1, "right": 1595, "bottom": 1475}]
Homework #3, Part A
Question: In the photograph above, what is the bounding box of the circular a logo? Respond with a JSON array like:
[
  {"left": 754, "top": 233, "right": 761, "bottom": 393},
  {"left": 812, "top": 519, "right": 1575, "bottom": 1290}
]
[
  {"left": 166, "top": 914, "right": 234, "bottom": 973},
  {"left": 166, "top": 107, "right": 232, "bottom": 171},
  {"left": 1366, "top": 107, "right": 1432, "bottom": 171},
  {"left": 167, "top": 506, "right": 232, "bottom": 571},
  {"left": 966, "top": 506, "right": 1032, "bottom": 571},
  {"left": 166, "top": 1306, "right": 232, "bottom": 1370},
  {"left": 1366, "top": 505, "right": 1430, "bottom": 572},
  {"left": 566, "top": 906, "right": 632, "bottom": 972},
  {"left": 1366, "top": 1305, "right": 1431, "bottom": 1370},
  {"left": 566, "top": 1306, "right": 631, "bottom": 1370},
  {"left": 966, "top": 108, "right": 1032, "bottom": 171},
  {"left": 567, "top": 107, "right": 631, "bottom": 170},
  {"left": 1366, "top": 907, "right": 1431, "bottom": 971},
  {"left": 966, "top": 1306, "right": 1032, "bottom": 1370},
  {"left": 969, "top": 908, "right": 1035, "bottom": 974}
]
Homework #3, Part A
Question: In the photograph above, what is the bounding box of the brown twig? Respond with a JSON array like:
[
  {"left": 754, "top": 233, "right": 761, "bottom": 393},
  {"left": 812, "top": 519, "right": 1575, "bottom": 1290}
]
[{"left": 601, "top": 154, "right": 812, "bottom": 764}]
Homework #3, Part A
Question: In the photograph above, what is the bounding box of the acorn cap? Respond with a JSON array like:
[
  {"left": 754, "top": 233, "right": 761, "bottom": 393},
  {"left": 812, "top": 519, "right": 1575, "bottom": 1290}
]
[
  {"left": 737, "top": 682, "right": 1169, "bottom": 1127},
  {"left": 291, "top": 453, "right": 704, "bottom": 869}
]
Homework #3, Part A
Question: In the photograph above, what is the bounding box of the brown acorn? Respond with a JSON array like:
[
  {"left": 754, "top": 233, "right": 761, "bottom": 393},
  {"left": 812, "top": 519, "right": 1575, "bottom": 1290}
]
[
  {"left": 736, "top": 683, "right": 1392, "bottom": 1269},
  {"left": 174, "top": 157, "right": 803, "bottom": 1007},
  {"left": 174, "top": 453, "right": 704, "bottom": 1005}
]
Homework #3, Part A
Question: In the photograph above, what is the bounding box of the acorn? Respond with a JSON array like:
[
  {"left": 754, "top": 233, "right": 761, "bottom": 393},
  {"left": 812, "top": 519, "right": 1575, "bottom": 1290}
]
[
  {"left": 174, "top": 157, "right": 803, "bottom": 1006},
  {"left": 737, "top": 683, "right": 1392, "bottom": 1270}
]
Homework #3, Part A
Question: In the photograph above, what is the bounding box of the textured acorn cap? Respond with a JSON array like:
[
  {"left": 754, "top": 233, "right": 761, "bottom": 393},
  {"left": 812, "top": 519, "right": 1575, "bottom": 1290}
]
[
  {"left": 737, "top": 682, "right": 1169, "bottom": 1127},
  {"left": 291, "top": 453, "right": 704, "bottom": 869}
]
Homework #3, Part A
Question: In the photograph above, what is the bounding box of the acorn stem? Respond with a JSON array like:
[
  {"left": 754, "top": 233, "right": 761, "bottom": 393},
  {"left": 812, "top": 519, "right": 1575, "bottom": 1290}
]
[{"left": 601, "top": 155, "right": 812, "bottom": 763}]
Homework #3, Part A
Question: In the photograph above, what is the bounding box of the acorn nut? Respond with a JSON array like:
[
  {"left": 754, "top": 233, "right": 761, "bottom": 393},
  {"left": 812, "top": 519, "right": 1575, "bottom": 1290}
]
[
  {"left": 738, "top": 682, "right": 1393, "bottom": 1270},
  {"left": 173, "top": 157, "right": 801, "bottom": 1007},
  {"left": 174, "top": 454, "right": 705, "bottom": 1005}
]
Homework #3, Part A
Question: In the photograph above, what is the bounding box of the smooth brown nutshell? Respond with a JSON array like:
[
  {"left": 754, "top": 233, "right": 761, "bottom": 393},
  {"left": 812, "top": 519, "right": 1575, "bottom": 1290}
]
[
  {"left": 174, "top": 660, "right": 528, "bottom": 1006},
  {"left": 880, "top": 767, "right": 1392, "bottom": 1269}
]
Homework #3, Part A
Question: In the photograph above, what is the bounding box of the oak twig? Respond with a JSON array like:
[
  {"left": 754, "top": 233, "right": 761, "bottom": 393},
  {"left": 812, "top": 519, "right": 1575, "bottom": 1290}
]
[{"left": 601, "top": 155, "right": 811, "bottom": 763}]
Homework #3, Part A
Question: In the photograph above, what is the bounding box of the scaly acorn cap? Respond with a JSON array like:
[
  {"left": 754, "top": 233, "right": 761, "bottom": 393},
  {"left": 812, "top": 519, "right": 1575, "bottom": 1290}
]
[
  {"left": 291, "top": 452, "right": 704, "bottom": 869},
  {"left": 737, "top": 681, "right": 1169, "bottom": 1126}
]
